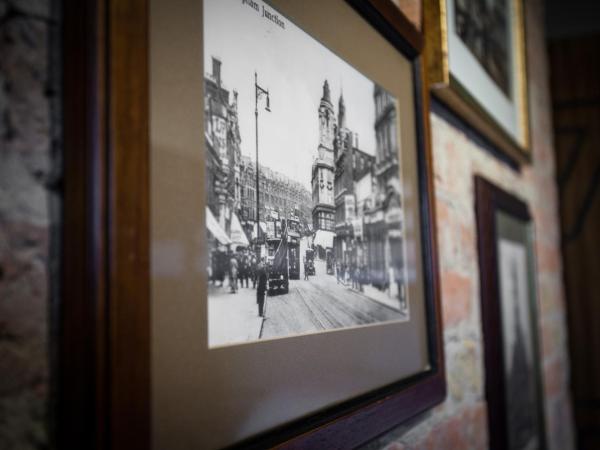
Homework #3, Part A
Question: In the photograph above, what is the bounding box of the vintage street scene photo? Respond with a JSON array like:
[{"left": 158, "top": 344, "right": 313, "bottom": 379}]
[
  {"left": 204, "top": 0, "right": 409, "bottom": 347},
  {"left": 454, "top": 0, "right": 511, "bottom": 96}
]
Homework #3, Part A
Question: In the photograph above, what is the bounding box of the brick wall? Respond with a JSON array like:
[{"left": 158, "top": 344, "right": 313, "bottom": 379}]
[
  {"left": 363, "top": 0, "right": 575, "bottom": 448},
  {"left": 0, "top": 0, "right": 60, "bottom": 448}
]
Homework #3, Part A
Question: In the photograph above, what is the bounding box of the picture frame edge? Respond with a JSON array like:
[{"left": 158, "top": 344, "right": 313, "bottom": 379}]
[
  {"left": 425, "top": 0, "right": 532, "bottom": 164},
  {"left": 474, "top": 175, "right": 547, "bottom": 450}
]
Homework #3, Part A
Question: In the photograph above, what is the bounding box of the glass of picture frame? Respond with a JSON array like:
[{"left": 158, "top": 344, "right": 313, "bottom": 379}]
[
  {"left": 62, "top": 0, "right": 444, "bottom": 448},
  {"left": 475, "top": 176, "right": 547, "bottom": 450},
  {"left": 425, "top": 0, "right": 530, "bottom": 164},
  {"left": 149, "top": 0, "right": 445, "bottom": 448}
]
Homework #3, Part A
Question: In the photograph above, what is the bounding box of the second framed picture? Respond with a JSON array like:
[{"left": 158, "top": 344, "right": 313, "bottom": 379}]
[
  {"left": 475, "top": 176, "right": 546, "bottom": 450},
  {"left": 425, "top": 0, "right": 530, "bottom": 163}
]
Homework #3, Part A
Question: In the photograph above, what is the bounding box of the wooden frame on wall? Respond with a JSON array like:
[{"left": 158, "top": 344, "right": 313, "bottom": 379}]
[
  {"left": 60, "top": 0, "right": 444, "bottom": 448},
  {"left": 424, "top": 0, "right": 530, "bottom": 164},
  {"left": 475, "top": 176, "right": 546, "bottom": 450},
  {"left": 60, "top": 0, "right": 150, "bottom": 448}
]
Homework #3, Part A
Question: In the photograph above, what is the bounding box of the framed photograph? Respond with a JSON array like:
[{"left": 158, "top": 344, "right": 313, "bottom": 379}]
[
  {"left": 61, "top": 0, "right": 443, "bottom": 448},
  {"left": 151, "top": 0, "right": 445, "bottom": 447},
  {"left": 475, "top": 176, "right": 546, "bottom": 450},
  {"left": 425, "top": 0, "right": 530, "bottom": 163}
]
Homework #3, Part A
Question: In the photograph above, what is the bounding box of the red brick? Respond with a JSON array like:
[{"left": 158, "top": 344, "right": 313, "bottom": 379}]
[
  {"left": 435, "top": 198, "right": 450, "bottom": 226},
  {"left": 441, "top": 271, "right": 472, "bottom": 327},
  {"left": 460, "top": 222, "right": 476, "bottom": 263},
  {"left": 536, "top": 242, "right": 561, "bottom": 273}
]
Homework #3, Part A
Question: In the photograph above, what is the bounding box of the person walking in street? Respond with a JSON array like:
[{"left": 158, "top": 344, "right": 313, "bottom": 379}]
[
  {"left": 215, "top": 249, "right": 225, "bottom": 287},
  {"left": 359, "top": 263, "right": 367, "bottom": 292},
  {"left": 304, "top": 258, "right": 309, "bottom": 280},
  {"left": 256, "top": 257, "right": 268, "bottom": 317},
  {"left": 229, "top": 252, "right": 238, "bottom": 294},
  {"left": 395, "top": 265, "right": 406, "bottom": 311},
  {"left": 250, "top": 253, "right": 258, "bottom": 289},
  {"left": 353, "top": 265, "right": 360, "bottom": 290},
  {"left": 238, "top": 250, "right": 249, "bottom": 288}
]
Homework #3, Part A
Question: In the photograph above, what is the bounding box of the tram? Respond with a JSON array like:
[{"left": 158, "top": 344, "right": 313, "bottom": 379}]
[{"left": 264, "top": 217, "right": 301, "bottom": 294}]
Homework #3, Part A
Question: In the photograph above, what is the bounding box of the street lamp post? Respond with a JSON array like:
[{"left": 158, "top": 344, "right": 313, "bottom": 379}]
[{"left": 255, "top": 71, "right": 270, "bottom": 254}]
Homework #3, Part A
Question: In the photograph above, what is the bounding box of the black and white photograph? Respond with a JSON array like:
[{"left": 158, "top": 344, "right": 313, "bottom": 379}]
[
  {"left": 454, "top": 0, "right": 511, "bottom": 96},
  {"left": 204, "top": 0, "right": 410, "bottom": 347},
  {"left": 498, "top": 238, "right": 541, "bottom": 450}
]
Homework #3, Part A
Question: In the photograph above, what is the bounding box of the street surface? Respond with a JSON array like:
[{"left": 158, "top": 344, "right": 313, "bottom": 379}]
[
  {"left": 208, "top": 282, "right": 263, "bottom": 347},
  {"left": 261, "top": 260, "right": 405, "bottom": 339},
  {"left": 208, "top": 258, "right": 407, "bottom": 346}
]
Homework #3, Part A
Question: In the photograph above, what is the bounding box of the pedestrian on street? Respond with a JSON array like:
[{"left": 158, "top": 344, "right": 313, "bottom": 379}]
[
  {"left": 256, "top": 258, "right": 268, "bottom": 317},
  {"left": 395, "top": 265, "right": 406, "bottom": 311},
  {"left": 229, "top": 252, "right": 238, "bottom": 294},
  {"left": 215, "top": 250, "right": 225, "bottom": 287},
  {"left": 359, "top": 264, "right": 367, "bottom": 292},
  {"left": 250, "top": 253, "right": 258, "bottom": 289},
  {"left": 238, "top": 250, "right": 249, "bottom": 288},
  {"left": 304, "top": 258, "right": 309, "bottom": 280}
]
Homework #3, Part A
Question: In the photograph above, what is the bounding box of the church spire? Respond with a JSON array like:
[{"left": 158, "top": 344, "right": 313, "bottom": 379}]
[
  {"left": 322, "top": 80, "right": 331, "bottom": 103},
  {"left": 338, "top": 92, "right": 346, "bottom": 128}
]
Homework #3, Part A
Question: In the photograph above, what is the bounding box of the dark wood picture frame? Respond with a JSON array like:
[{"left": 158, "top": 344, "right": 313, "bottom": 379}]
[
  {"left": 60, "top": 1, "right": 444, "bottom": 448},
  {"left": 475, "top": 176, "right": 547, "bottom": 450}
]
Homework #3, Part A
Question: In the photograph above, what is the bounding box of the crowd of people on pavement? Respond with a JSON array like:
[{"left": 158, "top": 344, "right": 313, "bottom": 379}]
[
  {"left": 209, "top": 247, "right": 406, "bottom": 316},
  {"left": 209, "top": 248, "right": 262, "bottom": 293},
  {"left": 335, "top": 260, "right": 369, "bottom": 293},
  {"left": 209, "top": 247, "right": 269, "bottom": 317},
  {"left": 333, "top": 257, "right": 407, "bottom": 311}
]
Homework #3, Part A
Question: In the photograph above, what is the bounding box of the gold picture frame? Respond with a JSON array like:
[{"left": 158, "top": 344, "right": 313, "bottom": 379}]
[{"left": 425, "top": 0, "right": 530, "bottom": 163}]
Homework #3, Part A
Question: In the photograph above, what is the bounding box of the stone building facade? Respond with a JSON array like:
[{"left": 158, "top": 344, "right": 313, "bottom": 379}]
[
  {"left": 238, "top": 155, "right": 311, "bottom": 231},
  {"left": 362, "top": 85, "right": 405, "bottom": 294},
  {"left": 332, "top": 91, "right": 375, "bottom": 271},
  {"left": 326, "top": 82, "right": 405, "bottom": 302},
  {"left": 311, "top": 80, "right": 336, "bottom": 232},
  {"left": 204, "top": 57, "right": 242, "bottom": 235}
]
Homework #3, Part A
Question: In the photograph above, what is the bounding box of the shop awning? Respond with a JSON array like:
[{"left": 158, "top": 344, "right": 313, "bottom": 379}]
[
  {"left": 206, "top": 207, "right": 231, "bottom": 245},
  {"left": 313, "top": 230, "right": 336, "bottom": 249},
  {"left": 252, "top": 222, "right": 267, "bottom": 239},
  {"left": 230, "top": 213, "right": 249, "bottom": 247}
]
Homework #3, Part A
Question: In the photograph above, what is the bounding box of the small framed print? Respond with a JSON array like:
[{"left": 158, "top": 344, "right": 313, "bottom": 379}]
[
  {"left": 475, "top": 177, "right": 546, "bottom": 450},
  {"left": 425, "top": 0, "right": 530, "bottom": 164}
]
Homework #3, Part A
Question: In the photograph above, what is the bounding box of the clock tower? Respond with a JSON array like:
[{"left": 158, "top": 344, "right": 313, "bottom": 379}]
[{"left": 312, "top": 80, "right": 336, "bottom": 232}]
